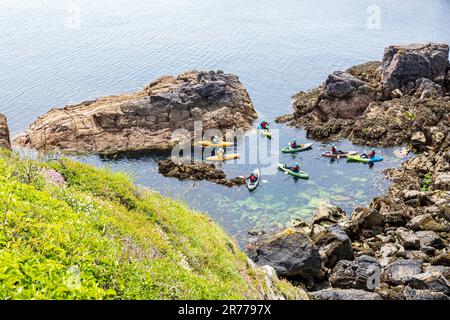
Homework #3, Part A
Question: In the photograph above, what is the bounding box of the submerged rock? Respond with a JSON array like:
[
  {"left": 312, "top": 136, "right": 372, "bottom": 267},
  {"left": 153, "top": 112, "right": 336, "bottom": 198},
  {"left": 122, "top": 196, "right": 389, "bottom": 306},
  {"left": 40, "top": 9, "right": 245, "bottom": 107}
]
[
  {"left": 157, "top": 158, "right": 245, "bottom": 187},
  {"left": 15, "top": 70, "right": 257, "bottom": 154},
  {"left": 0, "top": 113, "right": 11, "bottom": 150}
]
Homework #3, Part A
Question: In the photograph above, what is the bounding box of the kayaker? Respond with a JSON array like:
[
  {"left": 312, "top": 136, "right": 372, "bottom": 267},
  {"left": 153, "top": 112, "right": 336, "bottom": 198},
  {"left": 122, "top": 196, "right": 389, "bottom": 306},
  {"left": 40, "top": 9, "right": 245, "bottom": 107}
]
[
  {"left": 331, "top": 144, "right": 344, "bottom": 155},
  {"left": 211, "top": 135, "right": 219, "bottom": 144},
  {"left": 249, "top": 173, "right": 257, "bottom": 183},
  {"left": 290, "top": 139, "right": 298, "bottom": 149},
  {"left": 260, "top": 120, "right": 269, "bottom": 130},
  {"left": 290, "top": 162, "right": 301, "bottom": 173},
  {"left": 217, "top": 148, "right": 225, "bottom": 160},
  {"left": 362, "top": 147, "right": 376, "bottom": 159},
  {"left": 331, "top": 144, "right": 338, "bottom": 155}
]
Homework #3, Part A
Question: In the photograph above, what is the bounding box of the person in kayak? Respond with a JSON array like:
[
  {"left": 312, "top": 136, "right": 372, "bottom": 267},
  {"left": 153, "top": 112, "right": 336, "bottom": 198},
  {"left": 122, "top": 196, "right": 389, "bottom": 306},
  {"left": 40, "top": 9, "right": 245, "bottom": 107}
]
[
  {"left": 290, "top": 139, "right": 298, "bottom": 149},
  {"left": 260, "top": 120, "right": 269, "bottom": 130},
  {"left": 331, "top": 144, "right": 344, "bottom": 155},
  {"left": 249, "top": 172, "right": 257, "bottom": 183},
  {"left": 362, "top": 147, "right": 376, "bottom": 159},
  {"left": 217, "top": 148, "right": 225, "bottom": 160},
  {"left": 210, "top": 135, "right": 220, "bottom": 145},
  {"left": 289, "top": 162, "right": 301, "bottom": 173}
]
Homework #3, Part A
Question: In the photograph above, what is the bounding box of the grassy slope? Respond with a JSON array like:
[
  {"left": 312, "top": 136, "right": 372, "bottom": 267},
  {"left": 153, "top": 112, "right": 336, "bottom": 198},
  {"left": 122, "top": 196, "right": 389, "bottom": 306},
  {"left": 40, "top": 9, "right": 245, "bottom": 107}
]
[{"left": 0, "top": 150, "right": 305, "bottom": 300}]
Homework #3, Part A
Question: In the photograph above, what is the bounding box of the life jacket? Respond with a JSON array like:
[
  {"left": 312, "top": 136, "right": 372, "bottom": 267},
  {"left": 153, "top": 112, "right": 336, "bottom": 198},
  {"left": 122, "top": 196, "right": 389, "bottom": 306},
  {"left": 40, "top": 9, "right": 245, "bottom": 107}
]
[
  {"left": 250, "top": 175, "right": 256, "bottom": 182},
  {"left": 369, "top": 150, "right": 375, "bottom": 158},
  {"left": 331, "top": 146, "right": 338, "bottom": 154}
]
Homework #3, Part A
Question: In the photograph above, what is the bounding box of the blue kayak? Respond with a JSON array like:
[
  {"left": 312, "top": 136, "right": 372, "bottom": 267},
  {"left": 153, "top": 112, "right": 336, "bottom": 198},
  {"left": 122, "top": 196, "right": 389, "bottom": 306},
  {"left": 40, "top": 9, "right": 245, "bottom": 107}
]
[{"left": 347, "top": 154, "right": 383, "bottom": 163}]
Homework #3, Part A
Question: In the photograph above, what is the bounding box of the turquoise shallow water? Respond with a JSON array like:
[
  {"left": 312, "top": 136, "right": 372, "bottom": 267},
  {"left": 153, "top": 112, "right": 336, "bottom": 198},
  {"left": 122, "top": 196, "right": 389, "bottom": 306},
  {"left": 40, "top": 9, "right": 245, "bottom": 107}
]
[{"left": 1, "top": 0, "right": 449, "bottom": 245}]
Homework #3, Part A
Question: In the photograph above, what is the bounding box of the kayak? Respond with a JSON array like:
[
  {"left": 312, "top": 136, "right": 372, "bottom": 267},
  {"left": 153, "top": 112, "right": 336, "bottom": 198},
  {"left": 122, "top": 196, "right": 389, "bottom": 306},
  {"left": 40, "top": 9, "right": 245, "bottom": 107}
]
[
  {"left": 277, "top": 163, "right": 309, "bottom": 179},
  {"left": 258, "top": 125, "right": 272, "bottom": 139},
  {"left": 322, "top": 151, "right": 358, "bottom": 158},
  {"left": 246, "top": 168, "right": 260, "bottom": 191},
  {"left": 206, "top": 153, "right": 240, "bottom": 161},
  {"left": 346, "top": 154, "right": 384, "bottom": 163},
  {"left": 197, "top": 140, "right": 233, "bottom": 147},
  {"left": 281, "top": 143, "right": 313, "bottom": 153}
]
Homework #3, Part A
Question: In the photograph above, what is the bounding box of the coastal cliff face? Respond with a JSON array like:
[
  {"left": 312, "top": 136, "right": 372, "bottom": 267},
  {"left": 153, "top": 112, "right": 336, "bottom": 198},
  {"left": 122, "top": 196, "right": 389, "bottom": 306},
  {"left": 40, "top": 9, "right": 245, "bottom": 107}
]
[
  {"left": 14, "top": 70, "right": 258, "bottom": 154},
  {"left": 277, "top": 43, "right": 450, "bottom": 148},
  {"left": 0, "top": 113, "right": 11, "bottom": 150}
]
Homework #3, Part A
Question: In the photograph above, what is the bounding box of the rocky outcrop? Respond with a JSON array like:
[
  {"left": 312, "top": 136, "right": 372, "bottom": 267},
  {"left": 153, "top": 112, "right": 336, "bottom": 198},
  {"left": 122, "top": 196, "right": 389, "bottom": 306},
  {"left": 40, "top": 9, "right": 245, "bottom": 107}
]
[
  {"left": 158, "top": 158, "right": 245, "bottom": 187},
  {"left": 15, "top": 70, "right": 258, "bottom": 154},
  {"left": 381, "top": 43, "right": 449, "bottom": 96},
  {"left": 277, "top": 43, "right": 450, "bottom": 148},
  {"left": 315, "top": 71, "right": 376, "bottom": 121},
  {"left": 0, "top": 113, "right": 11, "bottom": 150}
]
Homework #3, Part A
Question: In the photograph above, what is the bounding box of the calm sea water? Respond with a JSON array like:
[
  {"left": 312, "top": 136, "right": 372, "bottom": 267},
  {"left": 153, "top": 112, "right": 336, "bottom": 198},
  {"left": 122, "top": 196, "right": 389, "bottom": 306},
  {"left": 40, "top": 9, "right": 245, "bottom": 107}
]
[{"left": 1, "top": 0, "right": 449, "bottom": 245}]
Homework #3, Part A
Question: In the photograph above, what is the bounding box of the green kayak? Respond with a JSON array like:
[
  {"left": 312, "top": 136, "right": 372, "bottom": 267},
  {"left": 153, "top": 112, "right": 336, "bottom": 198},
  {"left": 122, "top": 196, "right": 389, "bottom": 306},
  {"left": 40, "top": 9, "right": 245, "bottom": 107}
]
[
  {"left": 277, "top": 163, "right": 309, "bottom": 179},
  {"left": 281, "top": 143, "right": 313, "bottom": 153},
  {"left": 347, "top": 154, "right": 384, "bottom": 163}
]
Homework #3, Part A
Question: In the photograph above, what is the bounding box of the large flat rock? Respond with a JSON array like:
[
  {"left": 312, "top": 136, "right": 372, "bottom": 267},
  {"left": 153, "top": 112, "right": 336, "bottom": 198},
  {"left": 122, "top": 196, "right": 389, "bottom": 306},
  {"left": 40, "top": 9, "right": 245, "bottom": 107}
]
[{"left": 14, "top": 70, "right": 258, "bottom": 154}]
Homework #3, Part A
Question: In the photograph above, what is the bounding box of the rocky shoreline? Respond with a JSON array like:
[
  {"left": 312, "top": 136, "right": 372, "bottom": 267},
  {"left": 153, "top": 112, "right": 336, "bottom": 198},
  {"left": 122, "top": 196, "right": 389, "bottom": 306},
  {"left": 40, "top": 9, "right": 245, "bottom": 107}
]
[
  {"left": 276, "top": 43, "right": 449, "bottom": 148},
  {"left": 14, "top": 70, "right": 258, "bottom": 154},
  {"left": 251, "top": 43, "right": 450, "bottom": 300}
]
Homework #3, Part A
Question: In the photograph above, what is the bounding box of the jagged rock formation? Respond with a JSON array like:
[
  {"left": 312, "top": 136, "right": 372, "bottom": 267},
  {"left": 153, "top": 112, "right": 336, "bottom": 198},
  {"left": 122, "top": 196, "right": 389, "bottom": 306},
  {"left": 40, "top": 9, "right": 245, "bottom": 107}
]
[
  {"left": 0, "top": 113, "right": 11, "bottom": 150},
  {"left": 277, "top": 43, "right": 450, "bottom": 148},
  {"left": 15, "top": 70, "right": 258, "bottom": 154}
]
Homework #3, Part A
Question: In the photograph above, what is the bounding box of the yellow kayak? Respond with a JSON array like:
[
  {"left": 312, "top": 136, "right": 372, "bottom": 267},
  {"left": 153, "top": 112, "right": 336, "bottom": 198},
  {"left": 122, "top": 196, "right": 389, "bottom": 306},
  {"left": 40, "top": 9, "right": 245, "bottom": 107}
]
[
  {"left": 206, "top": 154, "right": 240, "bottom": 161},
  {"left": 197, "top": 141, "right": 233, "bottom": 147}
]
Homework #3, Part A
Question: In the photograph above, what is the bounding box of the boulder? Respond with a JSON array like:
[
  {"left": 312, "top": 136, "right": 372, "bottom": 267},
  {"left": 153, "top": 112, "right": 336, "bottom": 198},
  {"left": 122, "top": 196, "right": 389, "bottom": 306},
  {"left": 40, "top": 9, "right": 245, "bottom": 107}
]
[
  {"left": 403, "top": 286, "right": 449, "bottom": 300},
  {"left": 383, "top": 259, "right": 423, "bottom": 285},
  {"left": 415, "top": 231, "right": 445, "bottom": 249},
  {"left": 14, "top": 70, "right": 258, "bottom": 154},
  {"left": 0, "top": 113, "right": 11, "bottom": 150},
  {"left": 247, "top": 228, "right": 322, "bottom": 280},
  {"left": 408, "top": 272, "right": 450, "bottom": 294},
  {"left": 431, "top": 172, "right": 450, "bottom": 191},
  {"left": 315, "top": 71, "right": 376, "bottom": 121},
  {"left": 425, "top": 265, "right": 450, "bottom": 279},
  {"left": 310, "top": 203, "right": 348, "bottom": 226},
  {"left": 381, "top": 43, "right": 449, "bottom": 96},
  {"left": 329, "top": 255, "right": 381, "bottom": 291},
  {"left": 415, "top": 78, "right": 444, "bottom": 100},
  {"left": 351, "top": 207, "right": 384, "bottom": 230},
  {"left": 432, "top": 253, "right": 450, "bottom": 267},
  {"left": 410, "top": 131, "right": 427, "bottom": 147},
  {"left": 312, "top": 224, "right": 354, "bottom": 269},
  {"left": 396, "top": 229, "right": 420, "bottom": 250},
  {"left": 408, "top": 214, "right": 446, "bottom": 232},
  {"left": 309, "top": 288, "right": 382, "bottom": 300}
]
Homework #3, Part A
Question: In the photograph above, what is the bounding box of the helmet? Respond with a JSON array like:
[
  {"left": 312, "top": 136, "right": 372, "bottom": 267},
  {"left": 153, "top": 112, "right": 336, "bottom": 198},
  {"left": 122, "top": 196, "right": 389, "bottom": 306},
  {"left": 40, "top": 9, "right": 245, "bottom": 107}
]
[
  {"left": 293, "top": 139, "right": 296, "bottom": 142},
  {"left": 371, "top": 147, "right": 375, "bottom": 151},
  {"left": 332, "top": 143, "right": 335, "bottom": 147},
  {"left": 295, "top": 162, "right": 299, "bottom": 166}
]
